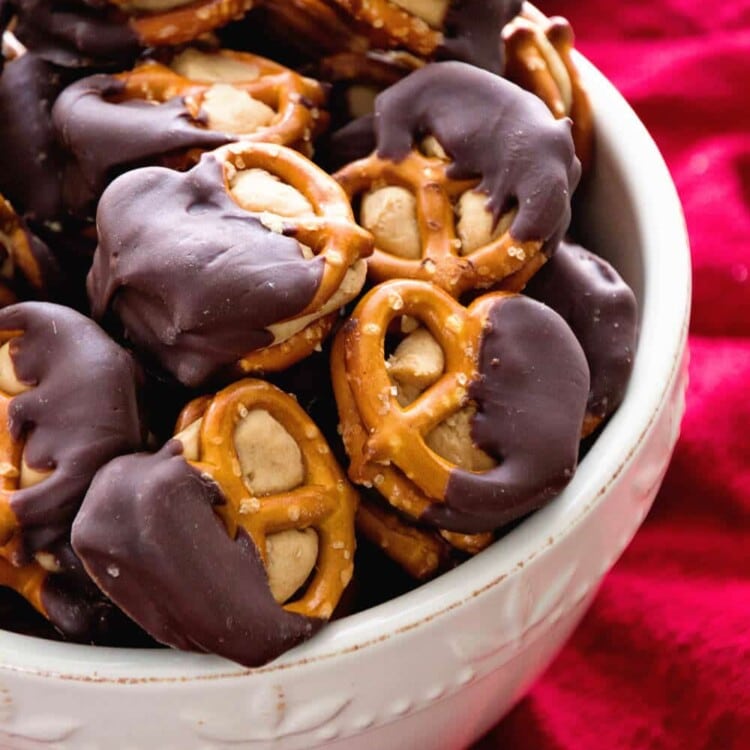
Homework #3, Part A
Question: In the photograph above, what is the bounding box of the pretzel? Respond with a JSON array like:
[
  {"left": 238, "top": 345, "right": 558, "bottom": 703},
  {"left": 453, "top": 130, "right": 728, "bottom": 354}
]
[
  {"left": 335, "top": 148, "right": 543, "bottom": 297},
  {"left": 332, "top": 279, "right": 590, "bottom": 533},
  {"left": 329, "top": 0, "right": 443, "bottom": 57},
  {"left": 175, "top": 379, "right": 358, "bottom": 620},
  {"left": 107, "top": 0, "right": 255, "bottom": 47},
  {"left": 0, "top": 195, "right": 58, "bottom": 306},
  {"left": 356, "top": 497, "right": 493, "bottom": 580},
  {"left": 503, "top": 4, "right": 593, "bottom": 170},
  {"left": 214, "top": 141, "right": 372, "bottom": 339},
  {"left": 114, "top": 48, "right": 329, "bottom": 153},
  {"left": 255, "top": 0, "right": 393, "bottom": 61}
]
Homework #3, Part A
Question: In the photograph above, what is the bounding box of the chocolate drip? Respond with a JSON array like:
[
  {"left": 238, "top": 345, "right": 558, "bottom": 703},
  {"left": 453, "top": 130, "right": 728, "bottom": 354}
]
[
  {"left": 375, "top": 62, "right": 580, "bottom": 253},
  {"left": 423, "top": 295, "right": 589, "bottom": 533},
  {"left": 88, "top": 154, "right": 324, "bottom": 387},
  {"left": 439, "top": 0, "right": 523, "bottom": 74},
  {"left": 7, "top": 0, "right": 140, "bottom": 69},
  {"left": 52, "top": 74, "right": 236, "bottom": 217},
  {"left": 0, "top": 53, "right": 69, "bottom": 223},
  {"left": 1, "top": 302, "right": 144, "bottom": 551},
  {"left": 524, "top": 241, "right": 639, "bottom": 419},
  {"left": 72, "top": 442, "right": 321, "bottom": 667}
]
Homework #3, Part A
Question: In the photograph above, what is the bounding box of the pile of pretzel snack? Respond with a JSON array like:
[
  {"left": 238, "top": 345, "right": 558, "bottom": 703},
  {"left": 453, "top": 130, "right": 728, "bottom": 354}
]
[{"left": 0, "top": 0, "right": 638, "bottom": 667}]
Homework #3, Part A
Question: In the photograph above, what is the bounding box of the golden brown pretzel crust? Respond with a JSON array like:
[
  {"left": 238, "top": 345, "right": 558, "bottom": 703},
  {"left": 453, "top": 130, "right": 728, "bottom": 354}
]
[
  {"left": 335, "top": 149, "right": 543, "bottom": 297},
  {"left": 0, "top": 197, "right": 48, "bottom": 306},
  {"left": 503, "top": 7, "right": 593, "bottom": 170},
  {"left": 332, "top": 280, "right": 512, "bottom": 518},
  {"left": 0, "top": 355, "right": 49, "bottom": 619},
  {"left": 356, "top": 498, "right": 493, "bottom": 580},
  {"left": 236, "top": 313, "right": 338, "bottom": 376},
  {"left": 107, "top": 0, "right": 255, "bottom": 47},
  {"left": 114, "top": 50, "right": 329, "bottom": 152},
  {"left": 329, "top": 0, "right": 442, "bottom": 56},
  {"left": 261, "top": 0, "right": 389, "bottom": 57},
  {"left": 216, "top": 142, "right": 373, "bottom": 319},
  {"left": 177, "top": 379, "right": 358, "bottom": 619}
]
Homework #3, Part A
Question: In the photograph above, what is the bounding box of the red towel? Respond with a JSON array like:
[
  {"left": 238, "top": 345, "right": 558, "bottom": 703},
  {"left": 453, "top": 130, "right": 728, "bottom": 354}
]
[{"left": 478, "top": 3, "right": 750, "bottom": 747}]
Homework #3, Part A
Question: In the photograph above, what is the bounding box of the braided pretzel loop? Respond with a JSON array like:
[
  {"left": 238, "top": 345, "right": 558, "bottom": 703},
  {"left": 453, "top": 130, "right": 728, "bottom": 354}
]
[
  {"left": 336, "top": 280, "right": 513, "bottom": 514},
  {"left": 0, "top": 346, "right": 48, "bottom": 617},
  {"left": 178, "top": 379, "right": 357, "bottom": 619},
  {"left": 503, "top": 8, "right": 593, "bottom": 169},
  {"left": 107, "top": 0, "right": 255, "bottom": 47},
  {"left": 215, "top": 142, "right": 373, "bottom": 317},
  {"left": 335, "top": 149, "right": 542, "bottom": 297},
  {"left": 329, "top": 0, "right": 443, "bottom": 56},
  {"left": 113, "top": 50, "right": 327, "bottom": 149}
]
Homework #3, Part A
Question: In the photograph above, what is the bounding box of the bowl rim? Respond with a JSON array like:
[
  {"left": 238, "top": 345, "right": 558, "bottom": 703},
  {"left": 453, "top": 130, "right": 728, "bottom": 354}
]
[{"left": 0, "top": 53, "right": 692, "bottom": 682}]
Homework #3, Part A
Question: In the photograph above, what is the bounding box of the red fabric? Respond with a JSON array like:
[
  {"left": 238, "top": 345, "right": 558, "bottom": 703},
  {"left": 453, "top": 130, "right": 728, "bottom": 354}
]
[{"left": 478, "top": 3, "right": 750, "bottom": 748}]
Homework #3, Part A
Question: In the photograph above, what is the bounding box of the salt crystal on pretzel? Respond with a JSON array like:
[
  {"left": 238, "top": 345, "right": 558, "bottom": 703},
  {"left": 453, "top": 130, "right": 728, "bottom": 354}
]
[
  {"left": 332, "top": 279, "right": 590, "bottom": 534},
  {"left": 88, "top": 143, "right": 373, "bottom": 387},
  {"left": 73, "top": 379, "right": 358, "bottom": 666}
]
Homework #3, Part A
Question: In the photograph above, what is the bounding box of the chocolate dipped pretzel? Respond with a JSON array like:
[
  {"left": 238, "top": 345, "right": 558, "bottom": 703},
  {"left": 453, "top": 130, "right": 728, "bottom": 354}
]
[
  {"left": 328, "top": 0, "right": 522, "bottom": 73},
  {"left": 334, "top": 62, "right": 580, "bottom": 297},
  {"left": 503, "top": 3, "right": 593, "bottom": 169},
  {"left": 0, "top": 196, "right": 60, "bottom": 306},
  {"left": 0, "top": 302, "right": 144, "bottom": 639},
  {"left": 0, "top": 51, "right": 71, "bottom": 224},
  {"left": 524, "top": 240, "right": 638, "bottom": 436},
  {"left": 53, "top": 47, "right": 329, "bottom": 215},
  {"left": 332, "top": 279, "right": 590, "bottom": 534},
  {"left": 73, "top": 379, "right": 358, "bottom": 666},
  {"left": 5, "top": 0, "right": 254, "bottom": 68},
  {"left": 88, "top": 143, "right": 373, "bottom": 387}
]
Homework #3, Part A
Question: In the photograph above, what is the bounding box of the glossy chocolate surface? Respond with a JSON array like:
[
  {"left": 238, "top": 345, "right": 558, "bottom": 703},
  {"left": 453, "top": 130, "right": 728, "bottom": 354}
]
[
  {"left": 88, "top": 153, "right": 324, "bottom": 387},
  {"left": 2, "top": 302, "right": 144, "bottom": 552},
  {"left": 72, "top": 441, "right": 320, "bottom": 667},
  {"left": 52, "top": 74, "right": 235, "bottom": 217},
  {"left": 375, "top": 62, "right": 580, "bottom": 253},
  {"left": 5, "top": 0, "right": 140, "bottom": 68},
  {"left": 423, "top": 295, "right": 589, "bottom": 533},
  {"left": 439, "top": 0, "right": 522, "bottom": 73},
  {"left": 0, "top": 53, "right": 69, "bottom": 223},
  {"left": 524, "top": 241, "right": 639, "bottom": 419}
]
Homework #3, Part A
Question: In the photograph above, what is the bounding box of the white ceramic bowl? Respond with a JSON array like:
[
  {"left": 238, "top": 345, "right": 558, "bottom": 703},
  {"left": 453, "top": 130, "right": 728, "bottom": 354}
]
[{"left": 0, "top": 55, "right": 690, "bottom": 750}]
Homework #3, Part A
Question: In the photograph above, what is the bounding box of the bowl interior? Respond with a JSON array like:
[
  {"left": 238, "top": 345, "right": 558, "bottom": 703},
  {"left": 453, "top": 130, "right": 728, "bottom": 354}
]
[{"left": 0, "top": 54, "right": 691, "bottom": 680}]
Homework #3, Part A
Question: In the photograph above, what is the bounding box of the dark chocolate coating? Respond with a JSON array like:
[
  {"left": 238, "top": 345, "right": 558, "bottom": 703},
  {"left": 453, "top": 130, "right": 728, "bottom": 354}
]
[
  {"left": 40, "top": 541, "right": 146, "bottom": 645},
  {"left": 423, "top": 295, "right": 589, "bottom": 533},
  {"left": 0, "top": 53, "right": 69, "bottom": 223},
  {"left": 524, "top": 241, "right": 639, "bottom": 419},
  {"left": 88, "top": 154, "right": 324, "bottom": 387},
  {"left": 6, "top": 0, "right": 140, "bottom": 68},
  {"left": 1, "top": 302, "right": 144, "bottom": 552},
  {"left": 52, "top": 74, "right": 235, "bottom": 217},
  {"left": 375, "top": 62, "right": 580, "bottom": 254},
  {"left": 72, "top": 442, "right": 321, "bottom": 667},
  {"left": 438, "top": 0, "right": 522, "bottom": 74},
  {"left": 319, "top": 113, "right": 376, "bottom": 173}
]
